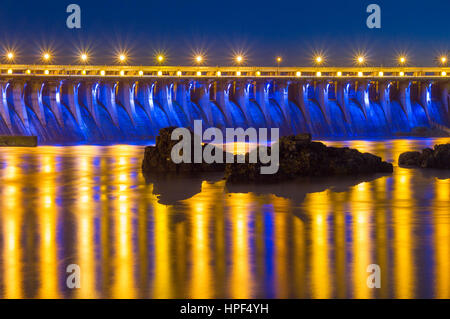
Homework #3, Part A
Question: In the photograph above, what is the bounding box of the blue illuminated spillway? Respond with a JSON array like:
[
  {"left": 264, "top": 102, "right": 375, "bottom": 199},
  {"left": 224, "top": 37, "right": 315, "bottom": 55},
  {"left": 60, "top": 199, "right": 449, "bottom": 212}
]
[{"left": 0, "top": 79, "right": 448, "bottom": 144}]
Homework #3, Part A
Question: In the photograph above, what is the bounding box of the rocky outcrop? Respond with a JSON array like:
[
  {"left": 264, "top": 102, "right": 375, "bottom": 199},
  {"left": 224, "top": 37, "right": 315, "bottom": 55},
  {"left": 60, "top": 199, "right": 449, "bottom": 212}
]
[
  {"left": 225, "top": 134, "right": 393, "bottom": 183},
  {"left": 142, "top": 128, "right": 394, "bottom": 183},
  {"left": 142, "top": 127, "right": 227, "bottom": 176},
  {"left": 399, "top": 144, "right": 450, "bottom": 169}
]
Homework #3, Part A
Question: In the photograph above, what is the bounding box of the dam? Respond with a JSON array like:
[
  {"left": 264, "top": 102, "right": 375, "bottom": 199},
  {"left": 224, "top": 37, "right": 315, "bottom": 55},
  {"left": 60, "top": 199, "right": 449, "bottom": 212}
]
[{"left": 0, "top": 65, "right": 449, "bottom": 143}]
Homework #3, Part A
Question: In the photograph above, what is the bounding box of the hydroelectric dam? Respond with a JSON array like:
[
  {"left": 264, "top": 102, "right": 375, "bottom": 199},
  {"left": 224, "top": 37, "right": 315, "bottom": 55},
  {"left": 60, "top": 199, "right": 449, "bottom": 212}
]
[{"left": 0, "top": 65, "right": 449, "bottom": 144}]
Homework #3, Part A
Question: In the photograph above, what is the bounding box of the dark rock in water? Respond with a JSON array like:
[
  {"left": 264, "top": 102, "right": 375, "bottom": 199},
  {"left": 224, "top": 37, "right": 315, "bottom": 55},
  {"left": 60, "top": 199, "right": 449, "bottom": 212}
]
[
  {"left": 398, "top": 151, "right": 422, "bottom": 166},
  {"left": 399, "top": 143, "right": 450, "bottom": 169},
  {"left": 142, "top": 127, "right": 228, "bottom": 176},
  {"left": 142, "top": 128, "right": 393, "bottom": 183},
  {"left": 225, "top": 134, "right": 393, "bottom": 183}
]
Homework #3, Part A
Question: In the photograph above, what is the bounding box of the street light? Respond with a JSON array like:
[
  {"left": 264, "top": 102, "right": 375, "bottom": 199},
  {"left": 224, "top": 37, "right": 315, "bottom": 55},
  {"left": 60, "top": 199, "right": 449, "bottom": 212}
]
[
  {"left": 42, "top": 52, "right": 51, "bottom": 63},
  {"left": 6, "top": 51, "right": 14, "bottom": 62},
  {"left": 276, "top": 56, "right": 282, "bottom": 75},
  {"left": 195, "top": 55, "right": 203, "bottom": 64},
  {"left": 118, "top": 54, "right": 127, "bottom": 63},
  {"left": 80, "top": 53, "right": 88, "bottom": 63}
]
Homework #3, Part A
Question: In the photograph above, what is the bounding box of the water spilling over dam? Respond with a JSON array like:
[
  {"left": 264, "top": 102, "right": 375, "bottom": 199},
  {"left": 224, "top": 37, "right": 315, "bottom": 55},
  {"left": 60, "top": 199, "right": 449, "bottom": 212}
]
[{"left": 0, "top": 66, "right": 449, "bottom": 144}]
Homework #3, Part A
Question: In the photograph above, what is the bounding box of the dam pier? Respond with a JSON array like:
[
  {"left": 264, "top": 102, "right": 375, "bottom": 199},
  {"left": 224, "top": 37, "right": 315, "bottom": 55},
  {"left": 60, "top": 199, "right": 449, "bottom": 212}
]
[{"left": 0, "top": 65, "right": 449, "bottom": 143}]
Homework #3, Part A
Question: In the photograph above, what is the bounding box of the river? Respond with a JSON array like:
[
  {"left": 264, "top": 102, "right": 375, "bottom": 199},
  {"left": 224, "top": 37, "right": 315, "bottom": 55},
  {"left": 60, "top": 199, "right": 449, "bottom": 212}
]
[{"left": 0, "top": 137, "right": 449, "bottom": 298}]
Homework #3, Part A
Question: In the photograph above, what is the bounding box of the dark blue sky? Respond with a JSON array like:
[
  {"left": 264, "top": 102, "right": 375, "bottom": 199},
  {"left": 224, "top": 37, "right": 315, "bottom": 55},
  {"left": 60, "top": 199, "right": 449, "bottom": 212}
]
[{"left": 0, "top": 0, "right": 448, "bottom": 66}]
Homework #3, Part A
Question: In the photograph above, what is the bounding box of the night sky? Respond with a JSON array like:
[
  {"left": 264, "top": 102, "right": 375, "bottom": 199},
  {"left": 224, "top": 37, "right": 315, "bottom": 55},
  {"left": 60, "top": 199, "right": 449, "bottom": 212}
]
[{"left": 0, "top": 0, "right": 448, "bottom": 66}]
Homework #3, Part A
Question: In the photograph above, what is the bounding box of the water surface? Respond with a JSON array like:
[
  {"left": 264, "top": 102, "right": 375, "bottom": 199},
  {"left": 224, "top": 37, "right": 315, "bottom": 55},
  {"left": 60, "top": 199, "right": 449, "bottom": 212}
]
[{"left": 0, "top": 138, "right": 449, "bottom": 298}]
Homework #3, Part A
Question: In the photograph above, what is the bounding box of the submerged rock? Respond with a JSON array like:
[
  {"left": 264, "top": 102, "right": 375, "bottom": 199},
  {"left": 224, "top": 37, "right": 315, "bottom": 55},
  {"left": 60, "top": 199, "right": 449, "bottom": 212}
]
[
  {"left": 225, "top": 134, "right": 393, "bottom": 183},
  {"left": 395, "top": 126, "right": 450, "bottom": 138},
  {"left": 399, "top": 144, "right": 450, "bottom": 169}
]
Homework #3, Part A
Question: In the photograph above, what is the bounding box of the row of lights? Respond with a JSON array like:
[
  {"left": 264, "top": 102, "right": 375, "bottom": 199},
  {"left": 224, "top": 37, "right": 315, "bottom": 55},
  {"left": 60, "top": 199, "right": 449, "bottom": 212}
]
[
  {"left": 4, "top": 68, "right": 447, "bottom": 77},
  {"left": 2, "top": 51, "right": 449, "bottom": 66}
]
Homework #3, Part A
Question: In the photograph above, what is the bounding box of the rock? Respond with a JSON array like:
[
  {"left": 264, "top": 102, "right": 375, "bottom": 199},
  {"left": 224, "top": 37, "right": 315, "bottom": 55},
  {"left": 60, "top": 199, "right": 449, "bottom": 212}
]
[
  {"left": 225, "top": 135, "right": 393, "bottom": 183},
  {"left": 398, "top": 143, "right": 450, "bottom": 169},
  {"left": 143, "top": 128, "right": 394, "bottom": 183},
  {"left": 398, "top": 151, "right": 422, "bottom": 166},
  {"left": 142, "top": 127, "right": 228, "bottom": 176}
]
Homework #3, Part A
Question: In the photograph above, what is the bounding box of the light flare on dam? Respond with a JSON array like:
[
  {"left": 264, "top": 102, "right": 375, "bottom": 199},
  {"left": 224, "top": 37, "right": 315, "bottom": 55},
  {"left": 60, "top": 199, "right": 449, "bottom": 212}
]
[{"left": 0, "top": 66, "right": 449, "bottom": 143}]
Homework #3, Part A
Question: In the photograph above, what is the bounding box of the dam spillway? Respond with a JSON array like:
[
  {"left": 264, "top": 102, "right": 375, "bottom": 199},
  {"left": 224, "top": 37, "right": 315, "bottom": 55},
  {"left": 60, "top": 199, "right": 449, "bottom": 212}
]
[{"left": 0, "top": 65, "right": 449, "bottom": 144}]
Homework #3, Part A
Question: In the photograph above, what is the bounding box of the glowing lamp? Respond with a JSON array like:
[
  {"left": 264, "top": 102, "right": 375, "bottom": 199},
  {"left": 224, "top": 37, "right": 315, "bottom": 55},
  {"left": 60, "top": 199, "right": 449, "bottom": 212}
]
[
  {"left": 236, "top": 71, "right": 241, "bottom": 76},
  {"left": 296, "top": 71, "right": 301, "bottom": 77},
  {"left": 177, "top": 71, "right": 182, "bottom": 76},
  {"left": 337, "top": 71, "right": 342, "bottom": 76},
  {"left": 196, "top": 71, "right": 202, "bottom": 76},
  {"left": 216, "top": 71, "right": 221, "bottom": 76},
  {"left": 442, "top": 71, "right": 447, "bottom": 77},
  {"left": 399, "top": 71, "right": 405, "bottom": 77},
  {"left": 316, "top": 71, "right": 322, "bottom": 77},
  {"left": 100, "top": 70, "right": 106, "bottom": 76},
  {"left": 118, "top": 54, "right": 126, "bottom": 63},
  {"left": 44, "top": 70, "right": 49, "bottom": 75},
  {"left": 7, "top": 69, "right": 13, "bottom": 74},
  {"left": 157, "top": 70, "right": 163, "bottom": 76},
  {"left": 256, "top": 71, "right": 261, "bottom": 76},
  {"left": 43, "top": 53, "right": 51, "bottom": 62},
  {"left": 120, "top": 70, "right": 125, "bottom": 76},
  {"left": 6, "top": 52, "right": 14, "bottom": 61},
  {"left": 378, "top": 71, "right": 384, "bottom": 77},
  {"left": 235, "top": 55, "right": 243, "bottom": 64},
  {"left": 315, "top": 56, "right": 323, "bottom": 64},
  {"left": 139, "top": 70, "right": 144, "bottom": 76}
]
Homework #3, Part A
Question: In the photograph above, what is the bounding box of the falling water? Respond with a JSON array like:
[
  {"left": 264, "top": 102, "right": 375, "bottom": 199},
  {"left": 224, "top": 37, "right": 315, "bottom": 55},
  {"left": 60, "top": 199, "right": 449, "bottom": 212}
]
[{"left": 0, "top": 80, "right": 448, "bottom": 144}]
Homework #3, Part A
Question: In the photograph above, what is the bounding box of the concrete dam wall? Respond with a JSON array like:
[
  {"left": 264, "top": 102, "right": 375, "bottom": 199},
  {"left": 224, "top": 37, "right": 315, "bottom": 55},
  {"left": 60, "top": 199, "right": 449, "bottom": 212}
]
[{"left": 0, "top": 77, "right": 448, "bottom": 144}]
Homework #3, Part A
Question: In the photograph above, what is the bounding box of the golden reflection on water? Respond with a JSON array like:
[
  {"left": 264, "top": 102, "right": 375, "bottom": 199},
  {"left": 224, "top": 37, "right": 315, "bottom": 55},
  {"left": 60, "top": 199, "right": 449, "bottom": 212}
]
[
  {"left": 2, "top": 184, "right": 23, "bottom": 299},
  {"left": 392, "top": 166, "right": 415, "bottom": 298},
  {"left": 350, "top": 182, "right": 373, "bottom": 299},
  {"left": 434, "top": 178, "right": 450, "bottom": 298},
  {"left": 228, "top": 193, "right": 253, "bottom": 299},
  {"left": 306, "top": 191, "right": 331, "bottom": 299},
  {"left": 75, "top": 152, "right": 97, "bottom": 298},
  {"left": 152, "top": 203, "right": 172, "bottom": 298},
  {"left": 38, "top": 154, "right": 59, "bottom": 298},
  {"left": 0, "top": 138, "right": 449, "bottom": 299}
]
